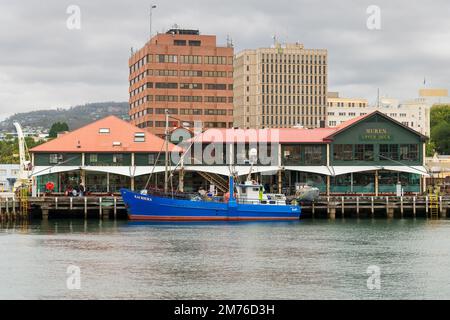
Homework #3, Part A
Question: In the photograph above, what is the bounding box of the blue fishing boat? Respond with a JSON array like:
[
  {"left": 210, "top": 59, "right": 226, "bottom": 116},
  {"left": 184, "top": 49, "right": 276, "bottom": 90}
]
[
  {"left": 121, "top": 109, "right": 300, "bottom": 221},
  {"left": 121, "top": 178, "right": 301, "bottom": 221}
]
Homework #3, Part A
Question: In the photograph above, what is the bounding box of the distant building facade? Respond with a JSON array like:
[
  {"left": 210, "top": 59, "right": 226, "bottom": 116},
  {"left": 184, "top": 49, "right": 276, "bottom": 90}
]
[
  {"left": 0, "top": 164, "right": 20, "bottom": 192},
  {"left": 233, "top": 43, "right": 328, "bottom": 129},
  {"left": 326, "top": 92, "right": 431, "bottom": 137},
  {"left": 128, "top": 28, "right": 234, "bottom": 136}
]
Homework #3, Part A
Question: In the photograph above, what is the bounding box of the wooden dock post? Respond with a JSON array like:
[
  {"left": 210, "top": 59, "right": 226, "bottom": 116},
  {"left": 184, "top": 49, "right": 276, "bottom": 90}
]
[
  {"left": 55, "top": 197, "right": 58, "bottom": 210},
  {"left": 400, "top": 196, "right": 404, "bottom": 217},
  {"left": 341, "top": 196, "right": 345, "bottom": 217},
  {"left": 386, "top": 196, "right": 394, "bottom": 219},
  {"left": 42, "top": 208, "right": 49, "bottom": 220},
  {"left": 70, "top": 197, "right": 73, "bottom": 210},
  {"left": 99, "top": 197, "right": 103, "bottom": 219},
  {"left": 371, "top": 197, "right": 374, "bottom": 216},
  {"left": 413, "top": 197, "right": 416, "bottom": 217},
  {"left": 84, "top": 197, "right": 88, "bottom": 219},
  {"left": 311, "top": 201, "right": 315, "bottom": 217},
  {"left": 356, "top": 197, "right": 360, "bottom": 216},
  {"left": 114, "top": 197, "right": 117, "bottom": 219},
  {"left": 425, "top": 196, "right": 429, "bottom": 216},
  {"left": 6, "top": 198, "right": 9, "bottom": 215},
  {"left": 328, "top": 206, "right": 336, "bottom": 220},
  {"left": 439, "top": 196, "right": 446, "bottom": 218}
]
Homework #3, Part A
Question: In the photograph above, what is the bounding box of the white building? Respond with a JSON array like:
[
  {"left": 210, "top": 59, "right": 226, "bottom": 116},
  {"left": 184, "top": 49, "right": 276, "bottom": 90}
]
[
  {"left": 327, "top": 92, "right": 431, "bottom": 137},
  {"left": 0, "top": 164, "right": 20, "bottom": 192}
]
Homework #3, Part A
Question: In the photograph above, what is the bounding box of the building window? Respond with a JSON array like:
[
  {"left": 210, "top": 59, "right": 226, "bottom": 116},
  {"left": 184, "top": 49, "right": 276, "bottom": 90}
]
[
  {"left": 180, "top": 83, "right": 203, "bottom": 89},
  {"left": 99, "top": 128, "right": 110, "bottom": 134},
  {"left": 189, "top": 40, "right": 201, "bottom": 46},
  {"left": 134, "top": 133, "right": 145, "bottom": 142},
  {"left": 180, "top": 55, "right": 202, "bottom": 64},
  {"left": 89, "top": 154, "right": 98, "bottom": 163},
  {"left": 355, "top": 144, "right": 374, "bottom": 161},
  {"left": 49, "top": 154, "right": 62, "bottom": 164},
  {"left": 174, "top": 40, "right": 186, "bottom": 46},
  {"left": 304, "top": 146, "right": 322, "bottom": 164},
  {"left": 400, "top": 144, "right": 419, "bottom": 161},
  {"left": 380, "top": 144, "right": 399, "bottom": 161},
  {"left": 155, "top": 82, "right": 178, "bottom": 89},
  {"left": 157, "top": 55, "right": 177, "bottom": 63},
  {"left": 113, "top": 154, "right": 124, "bottom": 164},
  {"left": 333, "top": 145, "right": 353, "bottom": 161}
]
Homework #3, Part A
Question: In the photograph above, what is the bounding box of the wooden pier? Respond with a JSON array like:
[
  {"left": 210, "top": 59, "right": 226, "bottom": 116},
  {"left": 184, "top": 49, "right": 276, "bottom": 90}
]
[
  {"left": 301, "top": 195, "right": 449, "bottom": 219},
  {"left": 0, "top": 196, "right": 127, "bottom": 221},
  {"left": 0, "top": 195, "right": 449, "bottom": 221}
]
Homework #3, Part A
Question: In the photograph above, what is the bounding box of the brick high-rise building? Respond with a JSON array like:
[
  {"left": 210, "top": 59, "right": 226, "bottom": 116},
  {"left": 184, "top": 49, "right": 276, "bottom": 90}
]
[
  {"left": 128, "top": 29, "right": 234, "bottom": 136},
  {"left": 234, "top": 43, "right": 328, "bottom": 129}
]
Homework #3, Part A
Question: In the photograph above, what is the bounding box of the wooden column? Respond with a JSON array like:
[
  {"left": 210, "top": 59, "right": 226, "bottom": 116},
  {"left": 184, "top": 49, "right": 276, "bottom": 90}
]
[
  {"left": 179, "top": 167, "right": 184, "bottom": 192},
  {"left": 278, "top": 170, "right": 282, "bottom": 194},
  {"left": 375, "top": 170, "right": 379, "bottom": 196},
  {"left": 326, "top": 176, "right": 331, "bottom": 196}
]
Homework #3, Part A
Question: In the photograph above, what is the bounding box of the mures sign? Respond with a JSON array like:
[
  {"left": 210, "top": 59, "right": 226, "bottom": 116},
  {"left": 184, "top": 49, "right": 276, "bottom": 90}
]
[{"left": 360, "top": 128, "right": 392, "bottom": 141}]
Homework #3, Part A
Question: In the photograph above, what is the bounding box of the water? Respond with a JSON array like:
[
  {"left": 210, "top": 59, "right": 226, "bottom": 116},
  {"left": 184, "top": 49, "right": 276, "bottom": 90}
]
[{"left": 1, "top": 218, "right": 450, "bottom": 299}]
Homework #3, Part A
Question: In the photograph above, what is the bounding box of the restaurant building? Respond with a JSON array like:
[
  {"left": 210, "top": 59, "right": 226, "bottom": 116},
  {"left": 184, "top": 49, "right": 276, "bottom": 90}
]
[
  {"left": 29, "top": 116, "right": 180, "bottom": 195},
  {"left": 29, "top": 111, "right": 429, "bottom": 196}
]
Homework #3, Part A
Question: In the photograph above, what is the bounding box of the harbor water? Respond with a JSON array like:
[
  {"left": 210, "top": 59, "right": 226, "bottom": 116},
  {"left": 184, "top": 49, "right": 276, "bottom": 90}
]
[{"left": 1, "top": 218, "right": 450, "bottom": 299}]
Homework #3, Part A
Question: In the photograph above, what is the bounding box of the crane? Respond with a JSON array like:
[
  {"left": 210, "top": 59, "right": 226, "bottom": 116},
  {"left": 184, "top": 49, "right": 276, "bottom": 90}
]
[{"left": 13, "top": 122, "right": 32, "bottom": 191}]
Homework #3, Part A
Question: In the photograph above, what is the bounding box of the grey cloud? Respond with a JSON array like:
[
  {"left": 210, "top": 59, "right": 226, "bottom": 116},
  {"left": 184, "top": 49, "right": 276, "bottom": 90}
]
[{"left": 0, "top": 0, "right": 449, "bottom": 116}]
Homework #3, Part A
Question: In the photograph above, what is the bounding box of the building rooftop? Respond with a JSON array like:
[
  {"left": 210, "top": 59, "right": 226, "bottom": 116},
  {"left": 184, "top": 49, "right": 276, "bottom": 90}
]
[
  {"left": 194, "top": 111, "right": 427, "bottom": 143},
  {"left": 30, "top": 116, "right": 181, "bottom": 153},
  {"left": 165, "top": 28, "right": 199, "bottom": 35}
]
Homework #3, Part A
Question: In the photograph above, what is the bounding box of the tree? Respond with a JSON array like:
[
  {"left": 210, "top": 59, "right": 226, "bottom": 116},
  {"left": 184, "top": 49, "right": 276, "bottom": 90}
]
[
  {"left": 430, "top": 105, "right": 450, "bottom": 155},
  {"left": 49, "top": 122, "right": 69, "bottom": 138},
  {"left": 0, "top": 137, "right": 45, "bottom": 164}
]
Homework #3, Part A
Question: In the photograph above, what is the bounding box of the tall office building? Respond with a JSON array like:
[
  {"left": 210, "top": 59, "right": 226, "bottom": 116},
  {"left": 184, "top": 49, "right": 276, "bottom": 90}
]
[
  {"left": 128, "top": 28, "right": 234, "bottom": 136},
  {"left": 233, "top": 43, "right": 328, "bottom": 129}
]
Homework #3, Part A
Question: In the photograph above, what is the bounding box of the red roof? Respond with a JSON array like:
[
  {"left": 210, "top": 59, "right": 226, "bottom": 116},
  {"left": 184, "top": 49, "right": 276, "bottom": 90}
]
[
  {"left": 193, "top": 127, "right": 337, "bottom": 143},
  {"left": 194, "top": 111, "right": 405, "bottom": 144},
  {"left": 31, "top": 116, "right": 181, "bottom": 153}
]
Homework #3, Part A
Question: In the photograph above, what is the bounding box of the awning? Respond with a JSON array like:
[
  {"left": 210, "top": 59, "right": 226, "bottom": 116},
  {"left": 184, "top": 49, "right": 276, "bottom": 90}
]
[
  {"left": 31, "top": 166, "right": 81, "bottom": 177},
  {"left": 330, "top": 165, "right": 430, "bottom": 177},
  {"left": 330, "top": 166, "right": 383, "bottom": 176},
  {"left": 382, "top": 166, "right": 430, "bottom": 176},
  {"left": 183, "top": 166, "right": 231, "bottom": 176},
  {"left": 82, "top": 166, "right": 136, "bottom": 177},
  {"left": 284, "top": 166, "right": 333, "bottom": 176},
  {"left": 133, "top": 166, "right": 166, "bottom": 177}
]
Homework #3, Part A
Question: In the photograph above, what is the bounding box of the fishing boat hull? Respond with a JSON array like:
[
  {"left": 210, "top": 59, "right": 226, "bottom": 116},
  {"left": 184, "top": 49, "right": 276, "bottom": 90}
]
[{"left": 121, "top": 189, "right": 301, "bottom": 221}]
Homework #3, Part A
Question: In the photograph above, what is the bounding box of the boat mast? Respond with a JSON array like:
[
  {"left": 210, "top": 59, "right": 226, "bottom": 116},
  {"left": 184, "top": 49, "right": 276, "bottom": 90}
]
[{"left": 164, "top": 109, "right": 169, "bottom": 193}]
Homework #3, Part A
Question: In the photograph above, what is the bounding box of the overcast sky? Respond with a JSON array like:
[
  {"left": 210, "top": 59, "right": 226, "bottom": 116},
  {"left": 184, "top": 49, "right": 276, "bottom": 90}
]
[{"left": 0, "top": 0, "right": 449, "bottom": 120}]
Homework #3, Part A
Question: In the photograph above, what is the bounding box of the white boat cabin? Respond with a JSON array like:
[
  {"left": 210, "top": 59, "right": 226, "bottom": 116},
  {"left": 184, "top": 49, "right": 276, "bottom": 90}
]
[{"left": 236, "top": 181, "right": 287, "bottom": 205}]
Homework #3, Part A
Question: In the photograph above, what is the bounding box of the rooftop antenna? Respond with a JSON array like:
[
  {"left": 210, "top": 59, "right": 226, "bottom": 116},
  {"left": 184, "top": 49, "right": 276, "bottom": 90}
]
[
  {"left": 226, "top": 34, "right": 233, "bottom": 47},
  {"left": 149, "top": 4, "right": 157, "bottom": 40}
]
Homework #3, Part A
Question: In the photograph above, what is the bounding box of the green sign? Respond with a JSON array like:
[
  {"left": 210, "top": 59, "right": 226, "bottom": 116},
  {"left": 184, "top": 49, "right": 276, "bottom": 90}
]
[{"left": 360, "top": 128, "right": 392, "bottom": 141}]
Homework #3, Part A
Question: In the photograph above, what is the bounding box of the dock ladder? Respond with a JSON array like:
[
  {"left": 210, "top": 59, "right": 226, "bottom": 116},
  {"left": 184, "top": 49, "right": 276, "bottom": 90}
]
[
  {"left": 19, "top": 188, "right": 29, "bottom": 218},
  {"left": 429, "top": 191, "right": 439, "bottom": 218}
]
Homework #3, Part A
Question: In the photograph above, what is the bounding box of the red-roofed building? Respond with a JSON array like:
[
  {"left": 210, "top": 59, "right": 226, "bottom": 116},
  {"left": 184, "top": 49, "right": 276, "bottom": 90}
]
[
  {"left": 30, "top": 111, "right": 429, "bottom": 196},
  {"left": 30, "top": 116, "right": 180, "bottom": 194}
]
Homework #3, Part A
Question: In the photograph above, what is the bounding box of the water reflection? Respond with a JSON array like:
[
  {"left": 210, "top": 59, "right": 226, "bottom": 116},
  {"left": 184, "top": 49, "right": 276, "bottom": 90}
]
[{"left": 1, "top": 218, "right": 450, "bottom": 299}]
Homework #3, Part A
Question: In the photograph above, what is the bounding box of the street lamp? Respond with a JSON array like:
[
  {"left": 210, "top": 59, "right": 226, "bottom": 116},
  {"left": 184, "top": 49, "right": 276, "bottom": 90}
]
[{"left": 149, "top": 4, "right": 157, "bottom": 40}]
